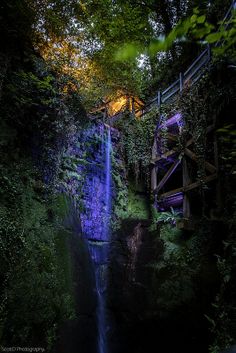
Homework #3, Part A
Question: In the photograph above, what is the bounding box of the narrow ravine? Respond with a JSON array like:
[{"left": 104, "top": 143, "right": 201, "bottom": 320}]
[{"left": 1, "top": 2, "right": 236, "bottom": 353}]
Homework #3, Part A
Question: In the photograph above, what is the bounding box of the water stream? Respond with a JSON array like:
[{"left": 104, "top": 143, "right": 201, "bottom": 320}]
[
  {"left": 87, "top": 126, "right": 112, "bottom": 353},
  {"left": 97, "top": 127, "right": 111, "bottom": 353}
]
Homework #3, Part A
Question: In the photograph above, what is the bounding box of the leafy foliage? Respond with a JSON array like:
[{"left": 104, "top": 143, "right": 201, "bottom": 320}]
[
  {"left": 116, "top": 108, "right": 157, "bottom": 182},
  {"left": 0, "top": 157, "right": 75, "bottom": 348},
  {"left": 151, "top": 206, "right": 181, "bottom": 228},
  {"left": 207, "top": 239, "right": 236, "bottom": 353},
  {"left": 116, "top": 6, "right": 236, "bottom": 60}
]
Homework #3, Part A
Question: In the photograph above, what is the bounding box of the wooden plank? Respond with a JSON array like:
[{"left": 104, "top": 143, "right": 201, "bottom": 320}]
[
  {"left": 154, "top": 157, "right": 182, "bottom": 193},
  {"left": 167, "top": 133, "right": 178, "bottom": 141},
  {"left": 158, "top": 173, "right": 217, "bottom": 199},
  {"left": 184, "top": 148, "right": 217, "bottom": 173}
]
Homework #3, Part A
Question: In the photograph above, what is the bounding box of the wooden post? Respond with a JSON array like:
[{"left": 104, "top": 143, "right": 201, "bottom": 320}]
[
  {"left": 155, "top": 157, "right": 182, "bottom": 193},
  {"left": 157, "top": 90, "right": 161, "bottom": 107},
  {"left": 151, "top": 166, "right": 157, "bottom": 191},
  {"left": 179, "top": 72, "right": 183, "bottom": 92},
  {"left": 182, "top": 156, "right": 191, "bottom": 219}
]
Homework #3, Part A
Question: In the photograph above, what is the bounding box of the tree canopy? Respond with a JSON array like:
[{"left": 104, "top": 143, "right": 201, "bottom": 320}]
[{"left": 1, "top": 0, "right": 235, "bottom": 107}]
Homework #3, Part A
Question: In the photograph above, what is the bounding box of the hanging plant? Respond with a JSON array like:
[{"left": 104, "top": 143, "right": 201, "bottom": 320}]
[
  {"left": 179, "top": 84, "right": 207, "bottom": 184},
  {"left": 116, "top": 107, "right": 157, "bottom": 182}
]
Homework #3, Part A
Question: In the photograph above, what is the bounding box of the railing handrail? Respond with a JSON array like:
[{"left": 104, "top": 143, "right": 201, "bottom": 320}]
[
  {"left": 162, "top": 78, "right": 180, "bottom": 96},
  {"left": 138, "top": 0, "right": 235, "bottom": 115},
  {"left": 184, "top": 47, "right": 208, "bottom": 77}
]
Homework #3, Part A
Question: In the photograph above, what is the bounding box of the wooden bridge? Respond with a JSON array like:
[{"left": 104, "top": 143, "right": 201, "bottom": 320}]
[
  {"left": 89, "top": 1, "right": 235, "bottom": 227},
  {"left": 150, "top": 1, "right": 235, "bottom": 227}
]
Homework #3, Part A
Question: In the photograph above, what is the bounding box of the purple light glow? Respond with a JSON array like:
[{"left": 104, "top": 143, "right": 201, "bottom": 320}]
[
  {"left": 94, "top": 127, "right": 112, "bottom": 353},
  {"left": 158, "top": 192, "right": 183, "bottom": 210},
  {"left": 159, "top": 113, "right": 182, "bottom": 129},
  {"left": 79, "top": 124, "right": 112, "bottom": 242},
  {"left": 60, "top": 122, "right": 113, "bottom": 353}
]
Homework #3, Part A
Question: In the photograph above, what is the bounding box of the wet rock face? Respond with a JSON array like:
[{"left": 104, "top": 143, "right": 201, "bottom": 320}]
[
  {"left": 56, "top": 124, "right": 111, "bottom": 353},
  {"left": 107, "top": 218, "right": 222, "bottom": 353},
  {"left": 126, "top": 222, "right": 144, "bottom": 281},
  {"left": 107, "top": 219, "right": 162, "bottom": 353},
  {"left": 56, "top": 216, "right": 98, "bottom": 353}
]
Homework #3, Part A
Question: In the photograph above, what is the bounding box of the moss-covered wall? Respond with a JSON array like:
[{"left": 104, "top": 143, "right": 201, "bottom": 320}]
[{"left": 0, "top": 152, "right": 75, "bottom": 349}]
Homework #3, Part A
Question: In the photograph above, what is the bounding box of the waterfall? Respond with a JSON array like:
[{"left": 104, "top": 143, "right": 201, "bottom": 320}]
[
  {"left": 105, "top": 127, "right": 112, "bottom": 233},
  {"left": 97, "top": 127, "right": 111, "bottom": 353},
  {"left": 86, "top": 126, "right": 112, "bottom": 353}
]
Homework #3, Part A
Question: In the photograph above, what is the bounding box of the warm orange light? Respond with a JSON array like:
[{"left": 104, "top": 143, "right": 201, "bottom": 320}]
[
  {"left": 106, "top": 94, "right": 144, "bottom": 118},
  {"left": 107, "top": 96, "right": 127, "bottom": 116}
]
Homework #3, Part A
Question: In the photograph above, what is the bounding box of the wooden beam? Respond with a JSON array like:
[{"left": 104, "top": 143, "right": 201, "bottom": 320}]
[
  {"left": 151, "top": 166, "right": 157, "bottom": 191},
  {"left": 184, "top": 148, "right": 217, "bottom": 174},
  {"left": 154, "top": 157, "right": 182, "bottom": 193},
  {"left": 167, "top": 133, "right": 178, "bottom": 141},
  {"left": 185, "top": 137, "right": 194, "bottom": 147},
  {"left": 159, "top": 173, "right": 217, "bottom": 199},
  {"left": 151, "top": 148, "right": 178, "bottom": 163},
  {"left": 151, "top": 124, "right": 215, "bottom": 167},
  {"left": 151, "top": 137, "right": 194, "bottom": 164}
]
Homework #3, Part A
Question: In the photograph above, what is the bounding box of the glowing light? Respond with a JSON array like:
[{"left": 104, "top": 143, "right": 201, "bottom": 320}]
[{"left": 159, "top": 113, "right": 183, "bottom": 128}]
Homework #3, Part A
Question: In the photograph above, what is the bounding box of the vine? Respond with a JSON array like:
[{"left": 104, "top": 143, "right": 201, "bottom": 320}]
[
  {"left": 178, "top": 82, "right": 208, "bottom": 184},
  {"left": 115, "top": 107, "right": 158, "bottom": 183}
]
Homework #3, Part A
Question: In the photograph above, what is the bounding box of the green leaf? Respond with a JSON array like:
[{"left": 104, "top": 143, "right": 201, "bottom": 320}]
[
  {"left": 190, "top": 14, "right": 197, "bottom": 23},
  {"left": 197, "top": 15, "right": 206, "bottom": 24},
  {"left": 115, "top": 43, "right": 141, "bottom": 61},
  {"left": 206, "top": 32, "right": 223, "bottom": 43},
  {"left": 204, "top": 315, "right": 216, "bottom": 328}
]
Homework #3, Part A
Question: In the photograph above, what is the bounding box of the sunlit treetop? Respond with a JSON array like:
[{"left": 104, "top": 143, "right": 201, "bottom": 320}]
[{"left": 26, "top": 0, "right": 236, "bottom": 110}]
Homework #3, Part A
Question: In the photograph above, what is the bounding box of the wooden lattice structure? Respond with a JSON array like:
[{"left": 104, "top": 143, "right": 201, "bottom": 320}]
[
  {"left": 151, "top": 112, "right": 219, "bottom": 228},
  {"left": 148, "top": 2, "right": 235, "bottom": 228}
]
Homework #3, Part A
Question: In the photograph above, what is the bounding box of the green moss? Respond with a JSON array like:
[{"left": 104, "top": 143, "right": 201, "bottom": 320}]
[
  {"left": 127, "top": 183, "right": 150, "bottom": 220},
  {"left": 0, "top": 158, "right": 75, "bottom": 350},
  {"left": 55, "top": 229, "right": 74, "bottom": 305}
]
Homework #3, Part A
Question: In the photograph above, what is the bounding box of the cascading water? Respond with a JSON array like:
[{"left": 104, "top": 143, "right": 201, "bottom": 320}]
[
  {"left": 104, "top": 127, "right": 112, "bottom": 235},
  {"left": 85, "top": 126, "right": 112, "bottom": 353},
  {"left": 96, "top": 127, "right": 111, "bottom": 353}
]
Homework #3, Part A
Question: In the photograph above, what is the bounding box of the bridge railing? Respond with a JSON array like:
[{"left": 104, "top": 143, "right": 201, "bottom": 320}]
[{"left": 140, "top": 0, "right": 235, "bottom": 112}]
